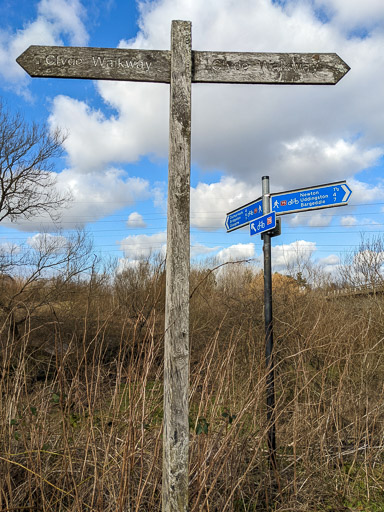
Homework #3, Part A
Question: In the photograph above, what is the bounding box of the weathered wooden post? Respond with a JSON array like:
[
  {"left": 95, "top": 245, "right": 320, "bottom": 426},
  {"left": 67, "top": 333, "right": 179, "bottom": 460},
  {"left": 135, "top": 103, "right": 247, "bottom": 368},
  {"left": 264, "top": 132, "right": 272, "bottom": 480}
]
[{"left": 163, "top": 20, "right": 191, "bottom": 512}]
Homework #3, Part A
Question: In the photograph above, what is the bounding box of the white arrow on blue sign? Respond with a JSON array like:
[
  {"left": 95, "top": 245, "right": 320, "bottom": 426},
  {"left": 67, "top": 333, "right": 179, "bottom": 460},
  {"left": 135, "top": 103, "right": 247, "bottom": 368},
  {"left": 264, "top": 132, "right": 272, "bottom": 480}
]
[
  {"left": 225, "top": 197, "right": 263, "bottom": 232},
  {"left": 271, "top": 181, "right": 351, "bottom": 216},
  {"left": 250, "top": 211, "right": 276, "bottom": 236}
]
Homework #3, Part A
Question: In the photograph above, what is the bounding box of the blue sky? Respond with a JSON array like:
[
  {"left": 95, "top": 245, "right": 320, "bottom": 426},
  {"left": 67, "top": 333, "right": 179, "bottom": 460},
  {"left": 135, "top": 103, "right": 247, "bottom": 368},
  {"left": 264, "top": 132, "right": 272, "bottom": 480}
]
[{"left": 1, "top": 0, "right": 384, "bottom": 277}]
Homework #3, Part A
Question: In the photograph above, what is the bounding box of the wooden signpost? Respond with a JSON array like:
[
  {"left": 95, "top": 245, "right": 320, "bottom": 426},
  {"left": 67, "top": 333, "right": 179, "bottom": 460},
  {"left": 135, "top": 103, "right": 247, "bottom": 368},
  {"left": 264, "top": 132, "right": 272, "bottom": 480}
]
[
  {"left": 17, "top": 21, "right": 350, "bottom": 512},
  {"left": 17, "top": 45, "right": 350, "bottom": 85}
]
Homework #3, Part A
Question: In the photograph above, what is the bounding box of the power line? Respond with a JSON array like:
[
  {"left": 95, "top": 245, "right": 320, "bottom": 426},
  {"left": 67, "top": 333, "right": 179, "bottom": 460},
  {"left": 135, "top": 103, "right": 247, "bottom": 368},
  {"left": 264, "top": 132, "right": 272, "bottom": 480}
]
[{"left": 2, "top": 226, "right": 384, "bottom": 240}]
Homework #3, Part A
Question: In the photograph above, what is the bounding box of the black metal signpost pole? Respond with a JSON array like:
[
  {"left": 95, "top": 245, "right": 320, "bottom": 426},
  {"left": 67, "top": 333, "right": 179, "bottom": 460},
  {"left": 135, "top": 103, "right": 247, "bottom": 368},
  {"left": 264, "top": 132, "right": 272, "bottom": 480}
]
[
  {"left": 226, "top": 174, "right": 353, "bottom": 491},
  {"left": 262, "top": 176, "right": 277, "bottom": 471}
]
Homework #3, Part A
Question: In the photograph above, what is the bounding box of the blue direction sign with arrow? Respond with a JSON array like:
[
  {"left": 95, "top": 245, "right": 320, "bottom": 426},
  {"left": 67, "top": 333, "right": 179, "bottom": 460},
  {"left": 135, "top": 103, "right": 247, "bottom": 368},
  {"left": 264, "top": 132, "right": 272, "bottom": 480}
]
[
  {"left": 271, "top": 181, "right": 351, "bottom": 216},
  {"left": 225, "top": 180, "right": 352, "bottom": 232},
  {"left": 225, "top": 198, "right": 263, "bottom": 232},
  {"left": 250, "top": 211, "right": 276, "bottom": 236}
]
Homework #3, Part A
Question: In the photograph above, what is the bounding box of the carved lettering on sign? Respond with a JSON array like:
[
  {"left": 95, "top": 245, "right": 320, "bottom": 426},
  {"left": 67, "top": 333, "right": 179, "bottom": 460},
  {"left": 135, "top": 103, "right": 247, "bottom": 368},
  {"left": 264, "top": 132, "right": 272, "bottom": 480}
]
[
  {"left": 43, "top": 55, "right": 83, "bottom": 66},
  {"left": 212, "top": 58, "right": 249, "bottom": 72},
  {"left": 92, "top": 56, "right": 152, "bottom": 71},
  {"left": 210, "top": 56, "right": 321, "bottom": 75},
  {"left": 34, "top": 54, "right": 153, "bottom": 72}
]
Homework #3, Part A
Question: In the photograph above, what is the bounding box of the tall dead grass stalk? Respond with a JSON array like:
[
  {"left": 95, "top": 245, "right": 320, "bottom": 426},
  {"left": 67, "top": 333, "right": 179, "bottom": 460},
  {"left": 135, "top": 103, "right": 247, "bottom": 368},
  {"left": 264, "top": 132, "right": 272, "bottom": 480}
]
[{"left": 1, "top": 266, "right": 384, "bottom": 510}]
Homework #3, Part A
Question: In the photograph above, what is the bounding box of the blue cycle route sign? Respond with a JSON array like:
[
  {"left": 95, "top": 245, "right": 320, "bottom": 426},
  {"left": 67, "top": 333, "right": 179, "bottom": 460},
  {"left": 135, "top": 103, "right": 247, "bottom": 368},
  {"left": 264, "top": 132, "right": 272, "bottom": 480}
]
[
  {"left": 271, "top": 181, "right": 352, "bottom": 216},
  {"left": 225, "top": 180, "right": 352, "bottom": 232},
  {"left": 225, "top": 197, "right": 263, "bottom": 232},
  {"left": 250, "top": 211, "right": 276, "bottom": 236}
]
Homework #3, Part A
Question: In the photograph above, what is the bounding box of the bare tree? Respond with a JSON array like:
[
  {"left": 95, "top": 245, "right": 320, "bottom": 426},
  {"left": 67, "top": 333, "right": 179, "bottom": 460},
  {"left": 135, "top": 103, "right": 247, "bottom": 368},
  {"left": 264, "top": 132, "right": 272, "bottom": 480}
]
[
  {"left": 0, "top": 101, "right": 69, "bottom": 223},
  {"left": 0, "top": 229, "right": 95, "bottom": 351},
  {"left": 338, "top": 234, "right": 384, "bottom": 293}
]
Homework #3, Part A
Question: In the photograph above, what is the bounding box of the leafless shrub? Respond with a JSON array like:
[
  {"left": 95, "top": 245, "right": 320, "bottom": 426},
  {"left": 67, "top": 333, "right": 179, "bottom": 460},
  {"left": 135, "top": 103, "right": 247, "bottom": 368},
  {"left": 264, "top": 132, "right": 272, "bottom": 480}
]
[
  {"left": 339, "top": 234, "right": 384, "bottom": 292},
  {"left": 0, "top": 254, "right": 384, "bottom": 510}
]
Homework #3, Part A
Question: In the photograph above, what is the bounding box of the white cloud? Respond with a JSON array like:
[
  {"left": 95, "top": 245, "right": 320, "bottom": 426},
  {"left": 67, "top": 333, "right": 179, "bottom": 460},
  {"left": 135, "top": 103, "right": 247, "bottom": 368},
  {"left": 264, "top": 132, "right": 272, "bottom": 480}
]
[
  {"left": 271, "top": 137, "right": 382, "bottom": 191},
  {"left": 191, "top": 176, "right": 260, "bottom": 230},
  {"left": 27, "top": 232, "right": 69, "bottom": 253},
  {"left": 118, "top": 232, "right": 219, "bottom": 272},
  {"left": 56, "top": 168, "right": 151, "bottom": 228},
  {"left": 216, "top": 243, "right": 255, "bottom": 263},
  {"left": 312, "top": 0, "right": 384, "bottom": 31},
  {"left": 0, "top": 0, "right": 88, "bottom": 91},
  {"left": 281, "top": 206, "right": 337, "bottom": 228},
  {"left": 317, "top": 253, "right": 342, "bottom": 277},
  {"left": 0, "top": 241, "right": 21, "bottom": 255},
  {"left": 127, "top": 212, "right": 147, "bottom": 228},
  {"left": 37, "top": 0, "right": 88, "bottom": 45},
  {"left": 348, "top": 178, "right": 384, "bottom": 204},
  {"left": 119, "top": 231, "right": 220, "bottom": 262},
  {"left": 340, "top": 215, "right": 357, "bottom": 227},
  {"left": 120, "top": 231, "right": 167, "bottom": 260},
  {"left": 191, "top": 242, "right": 220, "bottom": 259},
  {"left": 271, "top": 240, "right": 317, "bottom": 271},
  {"left": 318, "top": 254, "right": 340, "bottom": 266},
  {"left": 152, "top": 184, "right": 167, "bottom": 212},
  {"left": 49, "top": 86, "right": 168, "bottom": 172},
  {"left": 307, "top": 212, "right": 333, "bottom": 227},
  {"left": 116, "top": 258, "right": 141, "bottom": 273},
  {"left": 3, "top": 168, "right": 151, "bottom": 232}
]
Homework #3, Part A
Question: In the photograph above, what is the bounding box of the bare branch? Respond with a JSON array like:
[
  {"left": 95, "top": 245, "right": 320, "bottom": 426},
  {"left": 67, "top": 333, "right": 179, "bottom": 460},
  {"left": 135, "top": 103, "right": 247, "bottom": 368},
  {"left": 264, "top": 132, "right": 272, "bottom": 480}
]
[{"left": 0, "top": 101, "right": 70, "bottom": 223}]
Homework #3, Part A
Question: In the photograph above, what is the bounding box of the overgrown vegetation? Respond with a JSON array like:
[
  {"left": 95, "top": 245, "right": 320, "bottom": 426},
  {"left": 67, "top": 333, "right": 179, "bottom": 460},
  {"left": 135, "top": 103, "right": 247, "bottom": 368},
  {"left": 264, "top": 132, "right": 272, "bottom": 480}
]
[{"left": 1, "top": 238, "right": 384, "bottom": 511}]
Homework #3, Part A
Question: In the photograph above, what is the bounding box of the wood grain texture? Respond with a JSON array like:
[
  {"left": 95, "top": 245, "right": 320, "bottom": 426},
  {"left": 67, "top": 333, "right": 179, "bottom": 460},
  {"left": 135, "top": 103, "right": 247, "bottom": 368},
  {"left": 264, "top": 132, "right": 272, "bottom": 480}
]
[
  {"left": 162, "top": 20, "right": 192, "bottom": 512},
  {"left": 16, "top": 46, "right": 171, "bottom": 83},
  {"left": 192, "top": 51, "right": 350, "bottom": 84},
  {"left": 17, "top": 46, "right": 350, "bottom": 85}
]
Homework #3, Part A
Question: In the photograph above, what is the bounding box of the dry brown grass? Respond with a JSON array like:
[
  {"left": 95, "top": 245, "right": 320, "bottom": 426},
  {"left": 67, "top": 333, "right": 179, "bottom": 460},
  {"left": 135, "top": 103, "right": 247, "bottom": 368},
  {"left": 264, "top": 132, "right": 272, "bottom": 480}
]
[{"left": 1, "top": 261, "right": 384, "bottom": 511}]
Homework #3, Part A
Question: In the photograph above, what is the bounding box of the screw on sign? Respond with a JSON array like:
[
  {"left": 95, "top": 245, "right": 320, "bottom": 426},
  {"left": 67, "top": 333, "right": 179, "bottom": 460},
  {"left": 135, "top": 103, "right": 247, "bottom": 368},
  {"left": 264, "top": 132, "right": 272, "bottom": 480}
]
[{"left": 17, "top": 21, "right": 350, "bottom": 512}]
